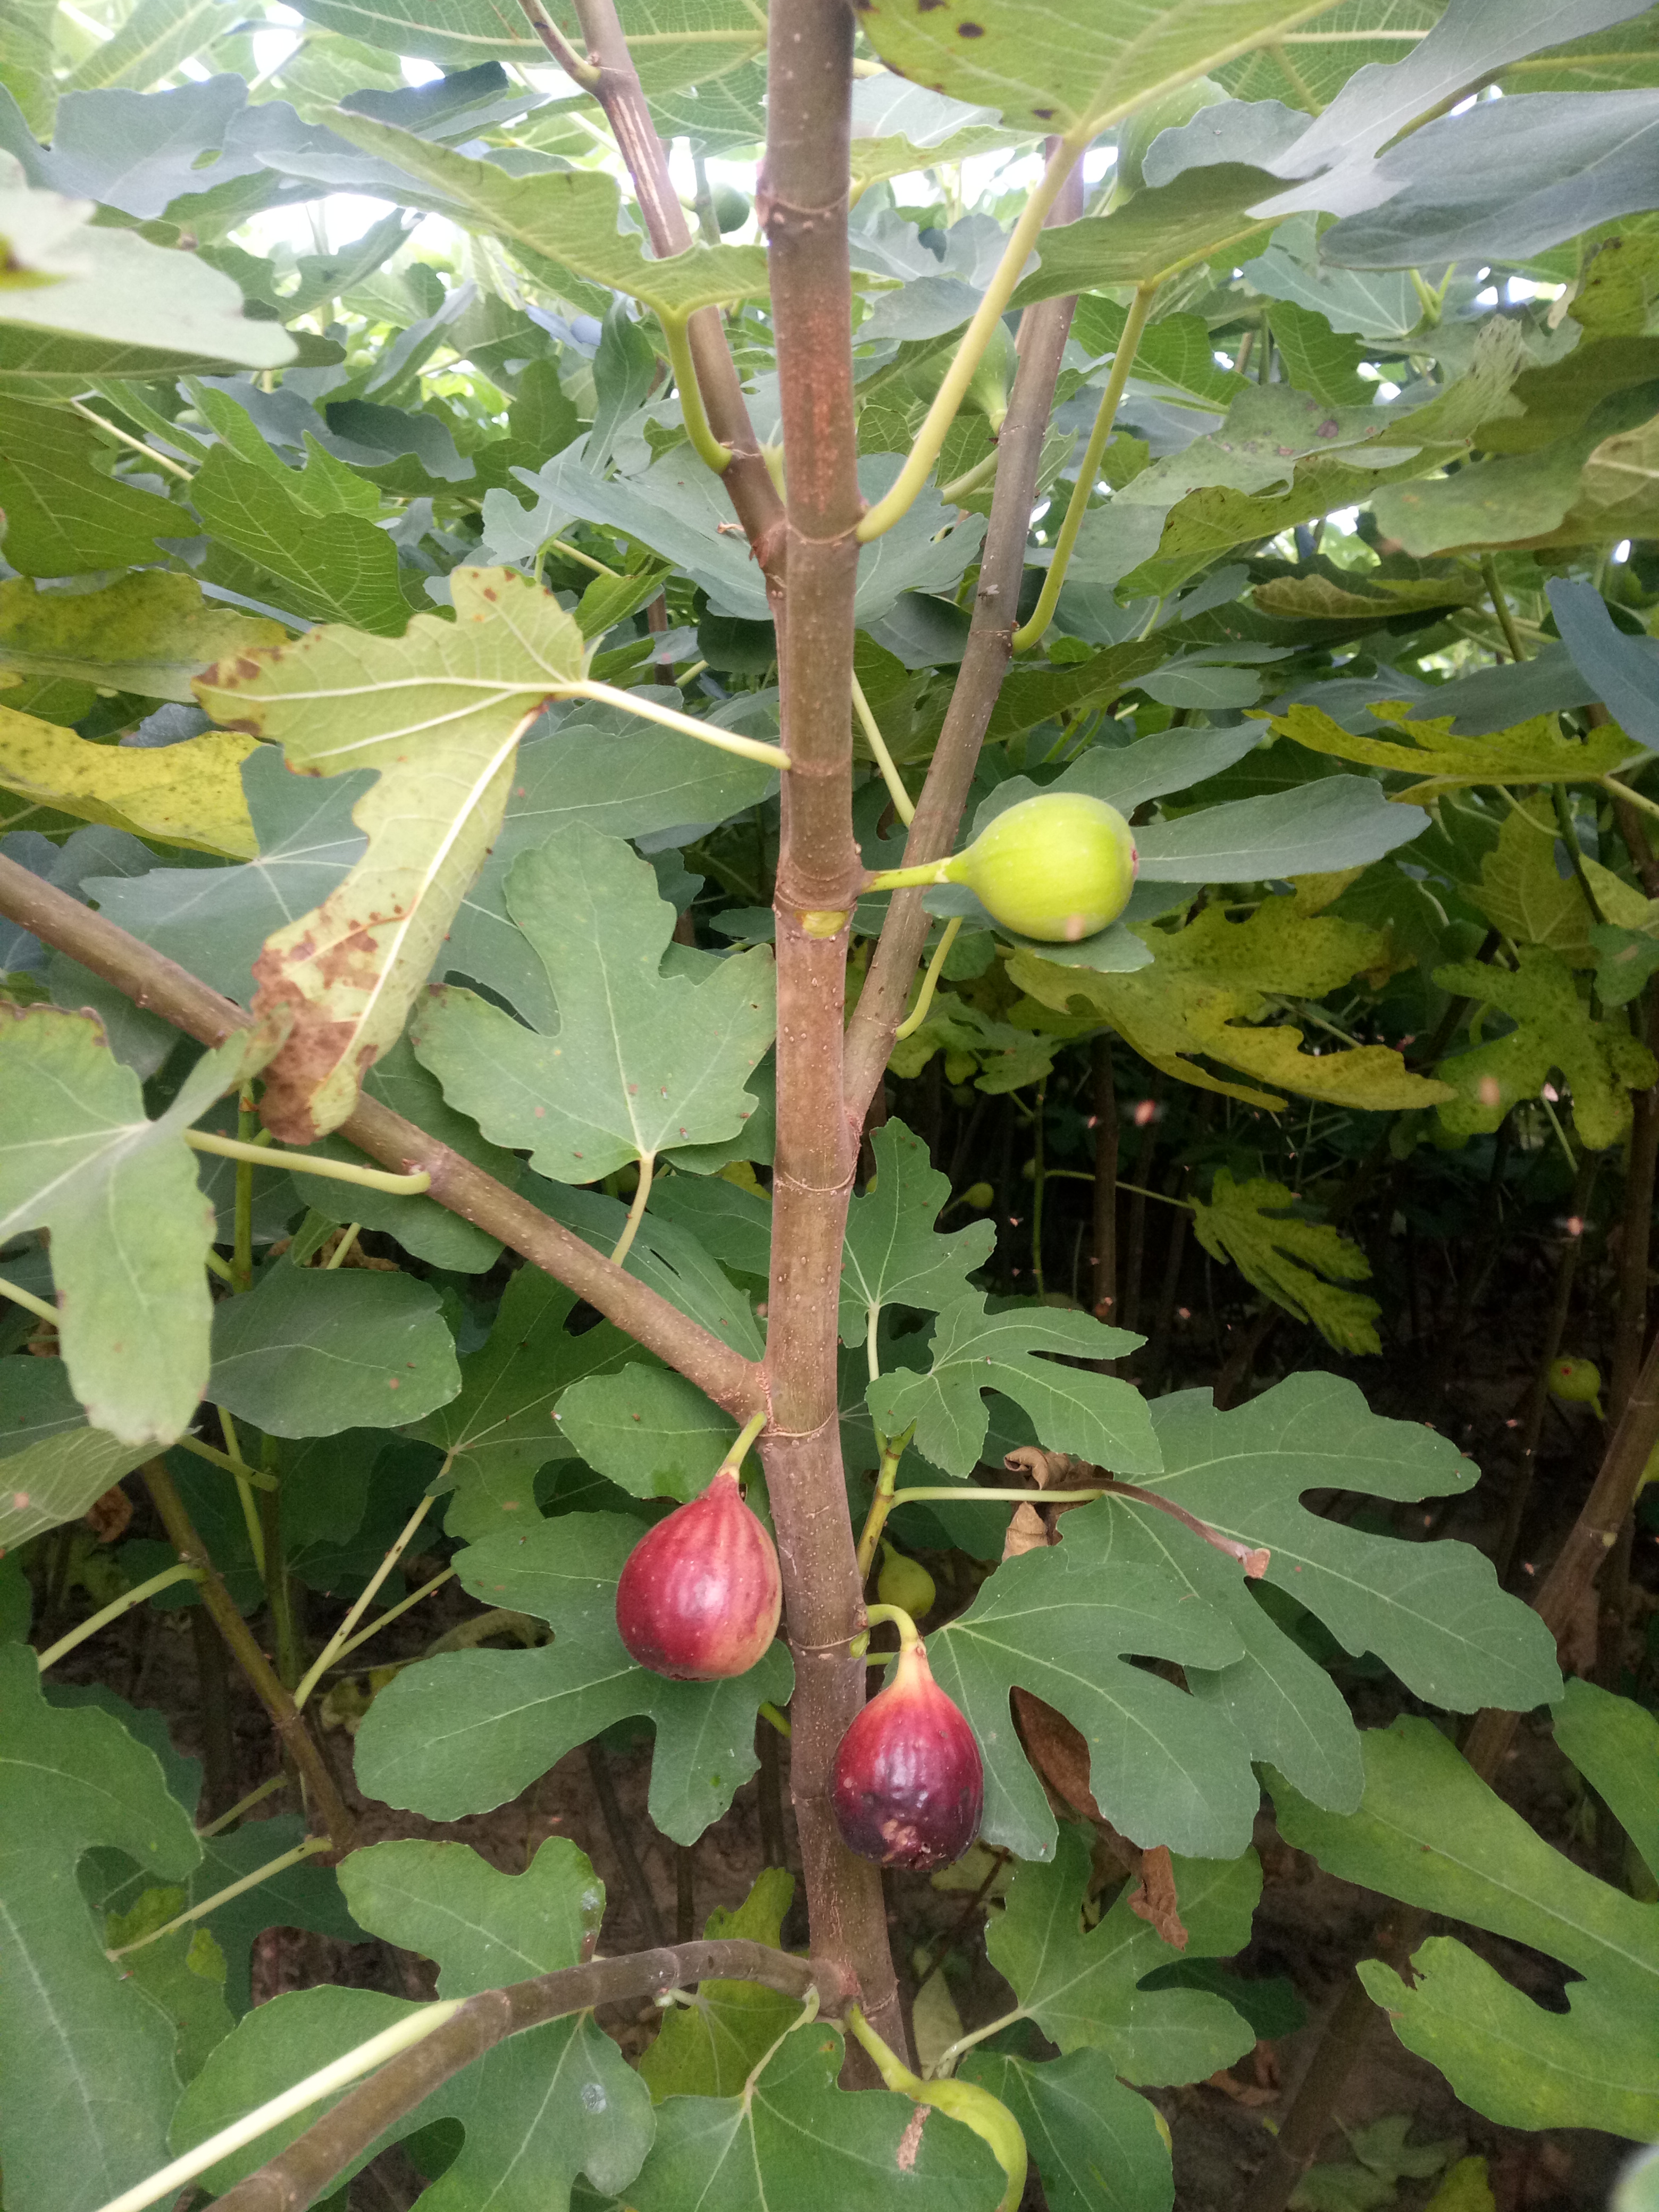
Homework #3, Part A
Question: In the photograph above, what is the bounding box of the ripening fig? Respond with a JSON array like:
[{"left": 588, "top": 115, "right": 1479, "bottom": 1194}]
[
  {"left": 615, "top": 1469, "right": 781, "bottom": 1680},
  {"left": 945, "top": 792, "right": 1138, "bottom": 943},
  {"left": 832, "top": 1627, "right": 982, "bottom": 1870},
  {"left": 1548, "top": 1355, "right": 1604, "bottom": 1419},
  {"left": 877, "top": 1541, "right": 935, "bottom": 1621}
]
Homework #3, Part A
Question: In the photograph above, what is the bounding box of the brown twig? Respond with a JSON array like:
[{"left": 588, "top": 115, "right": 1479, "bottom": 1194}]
[
  {"left": 143, "top": 1460, "right": 356, "bottom": 1849},
  {"left": 585, "top": 1738, "right": 666, "bottom": 1949},
  {"left": 842, "top": 150, "right": 1087, "bottom": 1119},
  {"left": 0, "top": 855, "right": 763, "bottom": 1422},
  {"left": 568, "top": 0, "right": 785, "bottom": 582},
  {"left": 214, "top": 1940, "right": 852, "bottom": 2212}
]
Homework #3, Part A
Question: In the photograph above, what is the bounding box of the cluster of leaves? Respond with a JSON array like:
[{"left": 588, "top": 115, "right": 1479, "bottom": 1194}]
[{"left": 3, "top": 0, "right": 1659, "bottom": 2208}]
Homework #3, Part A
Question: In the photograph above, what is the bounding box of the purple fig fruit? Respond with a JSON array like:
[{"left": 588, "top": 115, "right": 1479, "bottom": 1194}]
[
  {"left": 615, "top": 1469, "right": 781, "bottom": 1680},
  {"left": 831, "top": 1636, "right": 983, "bottom": 1870}
]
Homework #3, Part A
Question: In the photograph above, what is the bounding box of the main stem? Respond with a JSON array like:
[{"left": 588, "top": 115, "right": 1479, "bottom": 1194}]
[{"left": 759, "top": 0, "right": 902, "bottom": 2067}]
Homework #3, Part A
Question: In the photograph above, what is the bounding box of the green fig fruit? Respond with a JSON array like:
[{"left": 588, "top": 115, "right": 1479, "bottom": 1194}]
[
  {"left": 711, "top": 182, "right": 750, "bottom": 232},
  {"left": 915, "top": 2075, "right": 1028, "bottom": 2211},
  {"left": 962, "top": 1182, "right": 995, "bottom": 1210},
  {"left": 946, "top": 792, "right": 1137, "bottom": 943},
  {"left": 1548, "top": 1355, "right": 1604, "bottom": 1419},
  {"left": 876, "top": 1542, "right": 935, "bottom": 1621}
]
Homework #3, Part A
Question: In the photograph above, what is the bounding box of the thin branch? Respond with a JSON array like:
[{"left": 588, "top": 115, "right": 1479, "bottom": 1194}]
[
  {"left": 108, "top": 1835, "right": 331, "bottom": 1958},
  {"left": 513, "top": 0, "right": 602, "bottom": 86},
  {"left": 661, "top": 311, "right": 733, "bottom": 473},
  {"left": 850, "top": 672, "right": 915, "bottom": 826},
  {"left": 0, "top": 855, "right": 764, "bottom": 1421},
  {"left": 142, "top": 1460, "right": 357, "bottom": 1849},
  {"left": 569, "top": 0, "right": 785, "bottom": 580},
  {"left": 894, "top": 917, "right": 961, "bottom": 1042},
  {"left": 183, "top": 1130, "right": 432, "bottom": 1195},
  {"left": 210, "top": 1941, "right": 851, "bottom": 2212},
  {"left": 35, "top": 1564, "right": 204, "bottom": 1671},
  {"left": 856, "top": 135, "right": 1085, "bottom": 544},
  {"left": 1012, "top": 281, "right": 1159, "bottom": 652},
  {"left": 843, "top": 154, "right": 1087, "bottom": 1120},
  {"left": 0, "top": 1270, "right": 57, "bottom": 1326},
  {"left": 294, "top": 1494, "right": 433, "bottom": 1710}
]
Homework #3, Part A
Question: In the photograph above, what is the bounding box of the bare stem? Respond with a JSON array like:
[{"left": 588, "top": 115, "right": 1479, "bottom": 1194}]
[{"left": 141, "top": 1459, "right": 356, "bottom": 1848}]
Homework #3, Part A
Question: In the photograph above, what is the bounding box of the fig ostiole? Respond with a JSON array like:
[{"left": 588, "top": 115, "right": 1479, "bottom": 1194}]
[
  {"left": 844, "top": 2004, "right": 1027, "bottom": 2212},
  {"left": 614, "top": 1465, "right": 781, "bottom": 1681},
  {"left": 832, "top": 1605, "right": 983, "bottom": 1872},
  {"left": 864, "top": 790, "right": 1138, "bottom": 945}
]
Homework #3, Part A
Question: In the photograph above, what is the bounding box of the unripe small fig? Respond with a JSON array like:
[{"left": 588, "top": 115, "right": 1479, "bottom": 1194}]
[
  {"left": 832, "top": 1635, "right": 982, "bottom": 1870},
  {"left": 877, "top": 1541, "right": 935, "bottom": 1621},
  {"left": 615, "top": 1469, "right": 781, "bottom": 1680},
  {"left": 1548, "top": 1355, "right": 1604, "bottom": 1419},
  {"left": 919, "top": 2076, "right": 1027, "bottom": 2212},
  {"left": 962, "top": 1181, "right": 995, "bottom": 1210},
  {"left": 944, "top": 792, "right": 1137, "bottom": 943},
  {"left": 846, "top": 2004, "right": 1026, "bottom": 2212},
  {"left": 711, "top": 182, "right": 750, "bottom": 232}
]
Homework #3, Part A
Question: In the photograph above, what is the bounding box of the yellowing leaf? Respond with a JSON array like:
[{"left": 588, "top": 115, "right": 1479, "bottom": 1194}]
[
  {"left": 0, "top": 571, "right": 283, "bottom": 707},
  {"left": 1472, "top": 801, "right": 1594, "bottom": 961},
  {"left": 1191, "top": 1170, "right": 1380, "bottom": 1356},
  {"left": 0, "top": 703, "right": 256, "bottom": 855},
  {"left": 1434, "top": 944, "right": 1659, "bottom": 1150},
  {"left": 1277, "top": 700, "right": 1644, "bottom": 800},
  {"left": 1010, "top": 894, "right": 1453, "bottom": 1113},
  {"left": 194, "top": 566, "right": 585, "bottom": 1142}
]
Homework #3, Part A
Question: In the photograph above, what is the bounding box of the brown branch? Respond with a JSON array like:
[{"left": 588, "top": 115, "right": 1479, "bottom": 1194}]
[
  {"left": 753, "top": 0, "right": 904, "bottom": 2076},
  {"left": 568, "top": 0, "right": 786, "bottom": 583},
  {"left": 143, "top": 1460, "right": 356, "bottom": 1850},
  {"left": 215, "top": 1939, "right": 852, "bottom": 2212},
  {"left": 842, "top": 150, "right": 1087, "bottom": 1120},
  {"left": 0, "top": 855, "right": 763, "bottom": 1420}
]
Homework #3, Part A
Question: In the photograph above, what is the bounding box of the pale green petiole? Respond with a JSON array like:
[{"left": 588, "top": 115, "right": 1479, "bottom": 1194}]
[
  {"left": 557, "top": 679, "right": 790, "bottom": 769},
  {"left": 185, "top": 1130, "right": 433, "bottom": 1195}
]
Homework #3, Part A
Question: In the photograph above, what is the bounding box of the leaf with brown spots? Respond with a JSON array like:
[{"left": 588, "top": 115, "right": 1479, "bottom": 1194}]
[
  {"left": 195, "top": 567, "right": 585, "bottom": 1142},
  {"left": 854, "top": 0, "right": 1339, "bottom": 140}
]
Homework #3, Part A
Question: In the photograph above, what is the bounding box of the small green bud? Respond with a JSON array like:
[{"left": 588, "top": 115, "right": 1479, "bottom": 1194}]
[{"left": 711, "top": 183, "right": 750, "bottom": 232}]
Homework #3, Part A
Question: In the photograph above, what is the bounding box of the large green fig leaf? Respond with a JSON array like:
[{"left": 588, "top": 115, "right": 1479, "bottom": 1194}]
[
  {"left": 412, "top": 825, "right": 774, "bottom": 1186},
  {"left": 353, "top": 1512, "right": 791, "bottom": 1843},
  {"left": 0, "top": 1646, "right": 202, "bottom": 2212},
  {"left": 0, "top": 1012, "right": 278, "bottom": 1444},
  {"left": 1272, "top": 1692, "right": 1659, "bottom": 2140},
  {"left": 625, "top": 2021, "right": 1006, "bottom": 2212}
]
